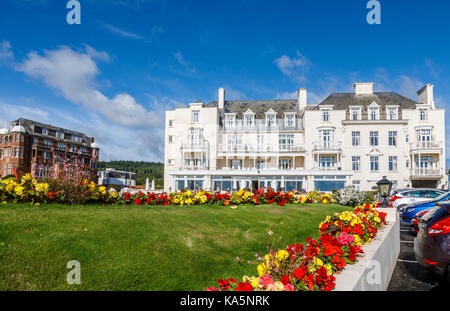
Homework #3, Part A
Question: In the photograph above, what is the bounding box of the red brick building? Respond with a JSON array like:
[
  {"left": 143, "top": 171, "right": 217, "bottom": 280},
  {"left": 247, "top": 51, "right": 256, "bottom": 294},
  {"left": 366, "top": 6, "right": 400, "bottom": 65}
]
[{"left": 0, "top": 118, "right": 99, "bottom": 179}]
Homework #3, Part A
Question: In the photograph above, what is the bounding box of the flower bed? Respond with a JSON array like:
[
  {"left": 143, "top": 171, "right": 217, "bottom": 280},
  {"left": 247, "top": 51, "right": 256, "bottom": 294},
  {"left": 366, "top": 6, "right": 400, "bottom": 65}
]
[
  {"left": 206, "top": 204, "right": 387, "bottom": 291},
  {"left": 1, "top": 175, "right": 335, "bottom": 207}
]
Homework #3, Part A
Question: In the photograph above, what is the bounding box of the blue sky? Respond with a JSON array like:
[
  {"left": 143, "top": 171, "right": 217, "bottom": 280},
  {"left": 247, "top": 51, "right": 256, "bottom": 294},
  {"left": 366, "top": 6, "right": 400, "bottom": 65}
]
[{"left": 0, "top": 0, "right": 449, "bottom": 164}]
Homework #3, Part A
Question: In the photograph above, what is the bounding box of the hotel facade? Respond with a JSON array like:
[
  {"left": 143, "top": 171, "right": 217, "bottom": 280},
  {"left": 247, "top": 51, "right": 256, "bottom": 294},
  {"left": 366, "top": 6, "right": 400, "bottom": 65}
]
[
  {"left": 164, "top": 83, "right": 446, "bottom": 192},
  {"left": 0, "top": 118, "right": 99, "bottom": 179}
]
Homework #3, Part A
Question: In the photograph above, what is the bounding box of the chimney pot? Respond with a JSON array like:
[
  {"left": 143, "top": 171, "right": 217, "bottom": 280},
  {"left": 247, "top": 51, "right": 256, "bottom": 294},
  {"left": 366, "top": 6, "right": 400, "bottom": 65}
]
[
  {"left": 354, "top": 82, "right": 373, "bottom": 95},
  {"left": 218, "top": 88, "right": 225, "bottom": 109},
  {"left": 298, "top": 88, "right": 307, "bottom": 112}
]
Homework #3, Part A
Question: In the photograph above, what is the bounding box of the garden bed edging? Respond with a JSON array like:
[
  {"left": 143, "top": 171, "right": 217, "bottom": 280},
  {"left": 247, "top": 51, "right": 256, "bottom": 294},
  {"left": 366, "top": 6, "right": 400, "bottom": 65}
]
[{"left": 333, "top": 208, "right": 400, "bottom": 291}]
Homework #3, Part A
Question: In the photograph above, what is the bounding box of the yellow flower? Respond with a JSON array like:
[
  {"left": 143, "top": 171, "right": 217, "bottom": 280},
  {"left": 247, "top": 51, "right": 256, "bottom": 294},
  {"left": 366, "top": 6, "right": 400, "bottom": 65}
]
[
  {"left": 324, "top": 264, "right": 333, "bottom": 275},
  {"left": 250, "top": 277, "right": 260, "bottom": 288},
  {"left": 14, "top": 185, "right": 24, "bottom": 196},
  {"left": 257, "top": 262, "right": 269, "bottom": 276},
  {"left": 276, "top": 250, "right": 289, "bottom": 261},
  {"left": 313, "top": 257, "right": 324, "bottom": 267}
]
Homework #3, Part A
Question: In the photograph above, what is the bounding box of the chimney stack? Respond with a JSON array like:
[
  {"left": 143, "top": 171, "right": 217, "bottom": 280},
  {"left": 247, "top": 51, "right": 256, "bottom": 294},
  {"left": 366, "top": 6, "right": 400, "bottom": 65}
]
[
  {"left": 354, "top": 82, "right": 373, "bottom": 95},
  {"left": 417, "top": 84, "right": 435, "bottom": 109},
  {"left": 298, "top": 88, "right": 307, "bottom": 112},
  {"left": 218, "top": 88, "right": 225, "bottom": 109}
]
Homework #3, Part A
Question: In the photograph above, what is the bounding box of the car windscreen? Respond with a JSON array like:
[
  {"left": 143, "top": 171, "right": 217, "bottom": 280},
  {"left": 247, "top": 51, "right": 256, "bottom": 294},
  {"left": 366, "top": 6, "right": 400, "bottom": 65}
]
[{"left": 434, "top": 191, "right": 450, "bottom": 202}]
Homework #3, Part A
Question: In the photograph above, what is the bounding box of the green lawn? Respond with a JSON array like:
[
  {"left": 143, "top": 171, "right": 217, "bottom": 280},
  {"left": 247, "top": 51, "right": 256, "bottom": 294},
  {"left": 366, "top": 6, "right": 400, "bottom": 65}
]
[{"left": 0, "top": 203, "right": 350, "bottom": 291}]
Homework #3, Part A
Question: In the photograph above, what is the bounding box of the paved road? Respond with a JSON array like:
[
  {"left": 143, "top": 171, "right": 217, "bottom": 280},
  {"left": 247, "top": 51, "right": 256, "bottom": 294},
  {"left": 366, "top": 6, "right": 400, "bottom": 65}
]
[{"left": 387, "top": 223, "right": 449, "bottom": 291}]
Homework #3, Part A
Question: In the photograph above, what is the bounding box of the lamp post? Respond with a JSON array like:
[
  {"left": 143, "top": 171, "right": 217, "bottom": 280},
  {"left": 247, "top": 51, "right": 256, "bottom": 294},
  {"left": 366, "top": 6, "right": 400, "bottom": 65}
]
[{"left": 376, "top": 176, "right": 393, "bottom": 208}]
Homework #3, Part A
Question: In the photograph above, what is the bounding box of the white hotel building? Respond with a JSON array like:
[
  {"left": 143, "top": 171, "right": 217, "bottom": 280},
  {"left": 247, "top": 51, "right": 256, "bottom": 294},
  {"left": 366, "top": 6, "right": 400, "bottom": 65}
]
[{"left": 164, "top": 83, "right": 446, "bottom": 192}]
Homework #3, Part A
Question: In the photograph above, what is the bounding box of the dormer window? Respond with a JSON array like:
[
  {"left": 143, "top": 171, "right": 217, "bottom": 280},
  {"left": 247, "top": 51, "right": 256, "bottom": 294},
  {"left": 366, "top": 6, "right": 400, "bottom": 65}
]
[
  {"left": 285, "top": 113, "right": 295, "bottom": 127},
  {"left": 419, "top": 108, "right": 428, "bottom": 121},
  {"left": 265, "top": 109, "right": 277, "bottom": 127},
  {"left": 322, "top": 110, "right": 330, "bottom": 122},
  {"left": 386, "top": 107, "right": 399, "bottom": 120},
  {"left": 225, "top": 114, "right": 236, "bottom": 127},
  {"left": 191, "top": 110, "right": 200, "bottom": 123},
  {"left": 244, "top": 115, "right": 253, "bottom": 127},
  {"left": 243, "top": 109, "right": 255, "bottom": 127},
  {"left": 349, "top": 107, "right": 362, "bottom": 120},
  {"left": 368, "top": 107, "right": 380, "bottom": 120}
]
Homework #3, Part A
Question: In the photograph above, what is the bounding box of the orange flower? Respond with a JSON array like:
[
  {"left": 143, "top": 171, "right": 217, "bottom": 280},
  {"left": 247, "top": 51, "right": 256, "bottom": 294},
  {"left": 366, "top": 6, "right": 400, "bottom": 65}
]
[{"left": 224, "top": 200, "right": 230, "bottom": 206}]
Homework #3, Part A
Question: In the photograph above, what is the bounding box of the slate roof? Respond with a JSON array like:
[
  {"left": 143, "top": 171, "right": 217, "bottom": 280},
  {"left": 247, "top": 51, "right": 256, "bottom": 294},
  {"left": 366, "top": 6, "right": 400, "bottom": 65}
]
[
  {"left": 314, "top": 92, "right": 418, "bottom": 110},
  {"left": 206, "top": 100, "right": 299, "bottom": 119},
  {"left": 10, "top": 118, "right": 93, "bottom": 145}
]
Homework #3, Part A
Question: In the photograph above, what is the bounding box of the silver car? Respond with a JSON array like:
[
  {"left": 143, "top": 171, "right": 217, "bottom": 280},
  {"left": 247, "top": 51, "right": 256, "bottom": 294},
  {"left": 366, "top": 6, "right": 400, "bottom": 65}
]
[{"left": 389, "top": 188, "right": 447, "bottom": 211}]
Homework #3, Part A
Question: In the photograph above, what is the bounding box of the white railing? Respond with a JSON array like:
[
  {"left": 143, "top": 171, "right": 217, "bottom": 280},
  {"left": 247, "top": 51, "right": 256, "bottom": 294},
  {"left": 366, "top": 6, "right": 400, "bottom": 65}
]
[
  {"left": 221, "top": 119, "right": 302, "bottom": 131},
  {"left": 412, "top": 168, "right": 442, "bottom": 176},
  {"left": 218, "top": 166, "right": 302, "bottom": 171},
  {"left": 311, "top": 165, "right": 341, "bottom": 171},
  {"left": 312, "top": 141, "right": 342, "bottom": 153},
  {"left": 181, "top": 140, "right": 209, "bottom": 151},
  {"left": 410, "top": 141, "right": 442, "bottom": 151},
  {"left": 217, "top": 144, "right": 305, "bottom": 153}
]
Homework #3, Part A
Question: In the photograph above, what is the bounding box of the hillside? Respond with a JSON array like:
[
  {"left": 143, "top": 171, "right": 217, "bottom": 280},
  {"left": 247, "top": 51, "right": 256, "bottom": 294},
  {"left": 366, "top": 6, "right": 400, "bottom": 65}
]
[{"left": 98, "top": 161, "right": 164, "bottom": 188}]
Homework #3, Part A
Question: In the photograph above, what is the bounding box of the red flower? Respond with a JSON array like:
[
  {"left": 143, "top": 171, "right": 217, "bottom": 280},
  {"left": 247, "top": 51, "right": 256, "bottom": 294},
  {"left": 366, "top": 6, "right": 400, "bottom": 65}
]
[
  {"left": 218, "top": 278, "right": 230, "bottom": 290},
  {"left": 235, "top": 282, "right": 252, "bottom": 291},
  {"left": 280, "top": 275, "right": 291, "bottom": 285},
  {"left": 135, "top": 198, "right": 142, "bottom": 205},
  {"left": 293, "top": 266, "right": 308, "bottom": 280}
]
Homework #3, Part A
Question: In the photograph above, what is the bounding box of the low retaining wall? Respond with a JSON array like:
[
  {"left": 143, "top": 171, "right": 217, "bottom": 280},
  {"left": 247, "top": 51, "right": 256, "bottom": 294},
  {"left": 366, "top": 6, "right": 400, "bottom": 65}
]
[{"left": 334, "top": 208, "right": 400, "bottom": 291}]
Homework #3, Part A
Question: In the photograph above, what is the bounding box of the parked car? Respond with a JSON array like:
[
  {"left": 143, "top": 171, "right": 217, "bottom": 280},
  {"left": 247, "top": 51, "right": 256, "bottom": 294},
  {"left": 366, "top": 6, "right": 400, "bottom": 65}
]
[
  {"left": 401, "top": 191, "right": 450, "bottom": 224},
  {"left": 390, "top": 188, "right": 447, "bottom": 210},
  {"left": 411, "top": 209, "right": 432, "bottom": 234},
  {"left": 414, "top": 201, "right": 450, "bottom": 282}
]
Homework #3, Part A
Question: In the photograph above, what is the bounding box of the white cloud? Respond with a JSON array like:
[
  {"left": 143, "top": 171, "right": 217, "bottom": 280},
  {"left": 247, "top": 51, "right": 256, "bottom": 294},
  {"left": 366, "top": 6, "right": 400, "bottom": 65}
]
[
  {"left": 274, "top": 51, "right": 310, "bottom": 82},
  {"left": 173, "top": 51, "right": 197, "bottom": 74},
  {"left": 0, "top": 41, "right": 14, "bottom": 64},
  {"left": 15, "top": 45, "right": 162, "bottom": 128},
  {"left": 100, "top": 22, "right": 144, "bottom": 40}
]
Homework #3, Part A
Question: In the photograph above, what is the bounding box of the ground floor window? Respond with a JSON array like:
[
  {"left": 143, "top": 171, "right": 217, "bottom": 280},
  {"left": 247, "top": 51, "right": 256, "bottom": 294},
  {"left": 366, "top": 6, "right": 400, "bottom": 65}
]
[
  {"left": 175, "top": 176, "right": 205, "bottom": 191},
  {"left": 314, "top": 175, "right": 346, "bottom": 192},
  {"left": 211, "top": 176, "right": 305, "bottom": 192}
]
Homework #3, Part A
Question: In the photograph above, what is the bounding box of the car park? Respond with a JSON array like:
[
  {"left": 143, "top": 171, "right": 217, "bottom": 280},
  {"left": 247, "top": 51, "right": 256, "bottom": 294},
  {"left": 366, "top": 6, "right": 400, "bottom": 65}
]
[
  {"left": 390, "top": 188, "right": 447, "bottom": 210},
  {"left": 414, "top": 201, "right": 450, "bottom": 282},
  {"left": 401, "top": 191, "right": 450, "bottom": 224}
]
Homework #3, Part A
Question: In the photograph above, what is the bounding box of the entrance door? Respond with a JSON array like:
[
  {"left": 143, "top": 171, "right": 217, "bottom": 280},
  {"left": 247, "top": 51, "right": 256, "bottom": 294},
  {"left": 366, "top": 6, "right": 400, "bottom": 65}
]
[{"left": 252, "top": 180, "right": 259, "bottom": 192}]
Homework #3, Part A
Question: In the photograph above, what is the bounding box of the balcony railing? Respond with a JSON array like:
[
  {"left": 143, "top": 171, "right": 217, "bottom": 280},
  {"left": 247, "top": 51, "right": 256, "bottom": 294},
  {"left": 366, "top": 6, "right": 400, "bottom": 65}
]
[
  {"left": 221, "top": 119, "right": 302, "bottom": 131},
  {"left": 181, "top": 140, "right": 209, "bottom": 151},
  {"left": 312, "top": 141, "right": 342, "bottom": 153},
  {"left": 311, "top": 165, "right": 341, "bottom": 171},
  {"left": 217, "top": 144, "right": 305, "bottom": 153},
  {"left": 411, "top": 168, "right": 443, "bottom": 177},
  {"left": 410, "top": 141, "right": 442, "bottom": 152}
]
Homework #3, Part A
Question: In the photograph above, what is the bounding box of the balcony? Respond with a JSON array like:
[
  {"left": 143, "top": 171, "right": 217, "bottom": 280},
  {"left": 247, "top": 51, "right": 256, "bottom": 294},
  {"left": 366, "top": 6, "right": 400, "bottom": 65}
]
[
  {"left": 217, "top": 144, "right": 306, "bottom": 154},
  {"left": 410, "top": 141, "right": 443, "bottom": 153},
  {"left": 311, "top": 165, "right": 341, "bottom": 172},
  {"left": 181, "top": 140, "right": 209, "bottom": 152},
  {"left": 312, "top": 141, "right": 342, "bottom": 154},
  {"left": 220, "top": 119, "right": 302, "bottom": 132},
  {"left": 411, "top": 168, "right": 443, "bottom": 179}
]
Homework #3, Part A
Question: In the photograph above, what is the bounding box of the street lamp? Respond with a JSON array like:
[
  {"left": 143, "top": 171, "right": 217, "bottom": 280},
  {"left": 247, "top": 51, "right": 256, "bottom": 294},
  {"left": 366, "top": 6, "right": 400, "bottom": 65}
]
[{"left": 376, "top": 176, "right": 393, "bottom": 208}]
